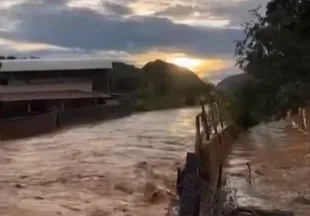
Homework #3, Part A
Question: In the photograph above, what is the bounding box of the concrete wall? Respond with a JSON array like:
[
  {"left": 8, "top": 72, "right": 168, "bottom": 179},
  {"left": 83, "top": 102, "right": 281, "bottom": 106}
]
[
  {"left": 0, "top": 104, "right": 133, "bottom": 140},
  {"left": 199, "top": 124, "right": 238, "bottom": 185},
  {"left": 0, "top": 112, "right": 58, "bottom": 140}
]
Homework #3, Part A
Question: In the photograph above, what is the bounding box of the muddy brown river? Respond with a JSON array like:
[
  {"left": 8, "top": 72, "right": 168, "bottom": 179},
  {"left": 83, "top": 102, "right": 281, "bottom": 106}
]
[{"left": 0, "top": 108, "right": 309, "bottom": 216}]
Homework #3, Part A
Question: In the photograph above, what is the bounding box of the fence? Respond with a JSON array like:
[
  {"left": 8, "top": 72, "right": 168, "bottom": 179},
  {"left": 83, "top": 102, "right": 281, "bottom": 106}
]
[
  {"left": 170, "top": 100, "right": 294, "bottom": 216},
  {"left": 168, "top": 99, "right": 238, "bottom": 216},
  {"left": 194, "top": 99, "right": 237, "bottom": 185}
]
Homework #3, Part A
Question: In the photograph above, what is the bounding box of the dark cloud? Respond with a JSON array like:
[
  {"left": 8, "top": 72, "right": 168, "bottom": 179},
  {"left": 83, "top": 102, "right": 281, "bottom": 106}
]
[
  {"left": 0, "top": 1, "right": 242, "bottom": 58},
  {"left": 102, "top": 1, "right": 133, "bottom": 15}
]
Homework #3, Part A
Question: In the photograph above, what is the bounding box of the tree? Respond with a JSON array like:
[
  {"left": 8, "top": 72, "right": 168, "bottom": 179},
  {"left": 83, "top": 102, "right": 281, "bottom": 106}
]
[{"left": 235, "top": 0, "right": 310, "bottom": 120}]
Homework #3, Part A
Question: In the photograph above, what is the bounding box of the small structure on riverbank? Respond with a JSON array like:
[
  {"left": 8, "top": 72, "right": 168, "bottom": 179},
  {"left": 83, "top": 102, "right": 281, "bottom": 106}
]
[{"left": 0, "top": 58, "right": 132, "bottom": 139}]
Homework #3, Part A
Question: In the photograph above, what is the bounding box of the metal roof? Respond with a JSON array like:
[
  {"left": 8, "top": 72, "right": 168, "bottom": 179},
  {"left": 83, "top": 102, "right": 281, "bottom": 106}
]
[
  {"left": 0, "top": 58, "right": 113, "bottom": 72},
  {"left": 0, "top": 90, "right": 111, "bottom": 101}
]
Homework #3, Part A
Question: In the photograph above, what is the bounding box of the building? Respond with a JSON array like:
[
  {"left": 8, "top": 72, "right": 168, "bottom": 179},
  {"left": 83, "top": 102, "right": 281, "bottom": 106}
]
[
  {"left": 0, "top": 58, "right": 132, "bottom": 139},
  {"left": 0, "top": 58, "right": 113, "bottom": 118}
]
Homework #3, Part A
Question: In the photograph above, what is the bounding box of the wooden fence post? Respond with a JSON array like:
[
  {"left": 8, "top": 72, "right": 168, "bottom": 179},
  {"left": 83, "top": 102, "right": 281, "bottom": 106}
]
[{"left": 200, "top": 98, "right": 211, "bottom": 141}]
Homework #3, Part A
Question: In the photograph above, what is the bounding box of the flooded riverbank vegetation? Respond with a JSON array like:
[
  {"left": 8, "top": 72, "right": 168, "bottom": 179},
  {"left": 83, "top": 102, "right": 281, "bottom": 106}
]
[
  {"left": 202, "top": 0, "right": 310, "bottom": 215},
  {"left": 231, "top": 0, "right": 310, "bottom": 130},
  {"left": 171, "top": 0, "right": 310, "bottom": 215}
]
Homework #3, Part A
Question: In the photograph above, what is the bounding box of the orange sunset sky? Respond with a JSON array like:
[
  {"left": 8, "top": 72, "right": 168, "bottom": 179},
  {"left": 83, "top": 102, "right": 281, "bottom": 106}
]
[{"left": 0, "top": 0, "right": 268, "bottom": 82}]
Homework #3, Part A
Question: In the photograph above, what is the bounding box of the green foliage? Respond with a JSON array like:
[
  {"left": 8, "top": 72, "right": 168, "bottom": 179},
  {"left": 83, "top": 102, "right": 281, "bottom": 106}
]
[{"left": 234, "top": 0, "right": 310, "bottom": 128}]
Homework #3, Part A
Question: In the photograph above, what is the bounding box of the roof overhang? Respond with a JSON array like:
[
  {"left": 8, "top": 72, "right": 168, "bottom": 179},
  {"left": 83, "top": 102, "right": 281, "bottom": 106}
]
[{"left": 0, "top": 58, "right": 113, "bottom": 73}]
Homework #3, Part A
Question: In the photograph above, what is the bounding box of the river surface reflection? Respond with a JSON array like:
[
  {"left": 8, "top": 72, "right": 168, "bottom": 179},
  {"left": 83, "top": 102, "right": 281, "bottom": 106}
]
[{"left": 0, "top": 108, "right": 309, "bottom": 216}]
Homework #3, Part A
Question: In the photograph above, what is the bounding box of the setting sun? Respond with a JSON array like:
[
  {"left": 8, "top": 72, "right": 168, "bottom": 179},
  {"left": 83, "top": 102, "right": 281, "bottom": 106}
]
[
  {"left": 168, "top": 57, "right": 202, "bottom": 71},
  {"left": 132, "top": 50, "right": 231, "bottom": 77}
]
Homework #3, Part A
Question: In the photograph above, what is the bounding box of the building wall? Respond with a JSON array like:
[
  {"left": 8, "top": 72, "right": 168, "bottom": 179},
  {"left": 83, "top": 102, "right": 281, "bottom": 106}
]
[
  {"left": 0, "top": 111, "right": 58, "bottom": 140},
  {"left": 0, "top": 101, "right": 30, "bottom": 118},
  {"left": 0, "top": 104, "right": 133, "bottom": 140},
  {"left": 57, "top": 104, "right": 133, "bottom": 127},
  {"left": 0, "top": 80, "right": 93, "bottom": 93},
  {"left": 105, "top": 99, "right": 119, "bottom": 106}
]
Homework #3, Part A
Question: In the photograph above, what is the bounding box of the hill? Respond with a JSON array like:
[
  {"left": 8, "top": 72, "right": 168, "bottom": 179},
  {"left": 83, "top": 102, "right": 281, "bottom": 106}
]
[
  {"left": 142, "top": 59, "right": 214, "bottom": 97},
  {"left": 216, "top": 73, "right": 249, "bottom": 94},
  {"left": 110, "top": 59, "right": 216, "bottom": 111}
]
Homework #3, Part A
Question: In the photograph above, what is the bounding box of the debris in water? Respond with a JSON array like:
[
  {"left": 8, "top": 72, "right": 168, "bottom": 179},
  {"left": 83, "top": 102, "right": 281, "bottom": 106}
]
[
  {"left": 114, "top": 182, "right": 134, "bottom": 194},
  {"left": 143, "top": 182, "right": 165, "bottom": 203},
  {"left": 292, "top": 196, "right": 310, "bottom": 206}
]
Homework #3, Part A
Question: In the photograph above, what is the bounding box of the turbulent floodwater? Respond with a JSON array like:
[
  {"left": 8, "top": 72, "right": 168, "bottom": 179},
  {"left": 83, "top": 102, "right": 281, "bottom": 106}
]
[
  {"left": 0, "top": 108, "right": 310, "bottom": 216},
  {"left": 226, "top": 120, "right": 310, "bottom": 216},
  {"left": 0, "top": 108, "right": 200, "bottom": 216}
]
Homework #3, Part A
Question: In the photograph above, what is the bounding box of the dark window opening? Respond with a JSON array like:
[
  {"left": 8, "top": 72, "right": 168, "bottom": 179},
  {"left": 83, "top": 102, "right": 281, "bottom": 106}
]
[{"left": 0, "top": 79, "right": 9, "bottom": 85}]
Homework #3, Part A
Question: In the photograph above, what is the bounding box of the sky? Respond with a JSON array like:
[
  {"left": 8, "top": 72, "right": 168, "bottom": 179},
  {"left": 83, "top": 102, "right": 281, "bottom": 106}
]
[{"left": 0, "top": 0, "right": 269, "bottom": 83}]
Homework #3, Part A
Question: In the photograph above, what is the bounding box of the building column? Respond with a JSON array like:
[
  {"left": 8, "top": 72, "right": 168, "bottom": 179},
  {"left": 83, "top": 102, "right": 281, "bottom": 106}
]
[
  {"left": 27, "top": 102, "right": 31, "bottom": 113},
  {"left": 105, "top": 72, "right": 110, "bottom": 94},
  {"left": 60, "top": 101, "right": 65, "bottom": 110}
]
